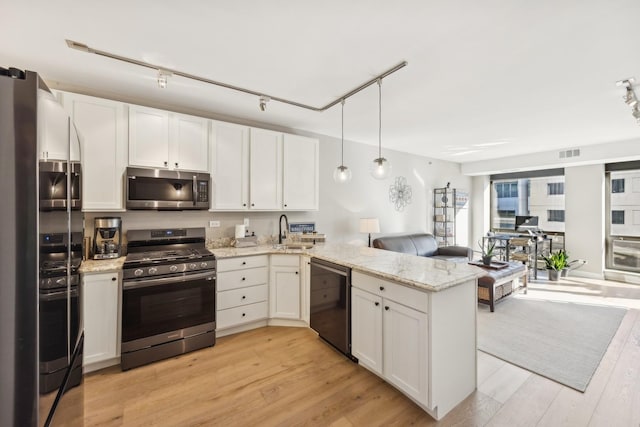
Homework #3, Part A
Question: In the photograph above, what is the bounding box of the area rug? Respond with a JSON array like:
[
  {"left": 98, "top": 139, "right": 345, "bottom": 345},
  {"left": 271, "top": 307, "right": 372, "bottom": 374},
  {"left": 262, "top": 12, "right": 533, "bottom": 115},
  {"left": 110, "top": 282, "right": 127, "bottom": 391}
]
[{"left": 477, "top": 297, "right": 626, "bottom": 392}]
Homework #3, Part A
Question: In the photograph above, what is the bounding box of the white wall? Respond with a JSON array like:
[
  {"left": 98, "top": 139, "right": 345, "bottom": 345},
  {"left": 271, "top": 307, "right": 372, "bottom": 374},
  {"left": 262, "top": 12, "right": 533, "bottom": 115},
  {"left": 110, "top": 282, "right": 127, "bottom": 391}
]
[
  {"left": 85, "top": 134, "right": 471, "bottom": 249},
  {"left": 471, "top": 175, "right": 490, "bottom": 252}
]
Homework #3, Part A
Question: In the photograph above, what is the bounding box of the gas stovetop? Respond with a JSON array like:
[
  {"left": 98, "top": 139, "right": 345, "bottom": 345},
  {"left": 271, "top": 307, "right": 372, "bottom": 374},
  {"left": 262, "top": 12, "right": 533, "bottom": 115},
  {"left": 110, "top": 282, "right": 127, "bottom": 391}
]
[{"left": 124, "top": 248, "right": 211, "bottom": 265}]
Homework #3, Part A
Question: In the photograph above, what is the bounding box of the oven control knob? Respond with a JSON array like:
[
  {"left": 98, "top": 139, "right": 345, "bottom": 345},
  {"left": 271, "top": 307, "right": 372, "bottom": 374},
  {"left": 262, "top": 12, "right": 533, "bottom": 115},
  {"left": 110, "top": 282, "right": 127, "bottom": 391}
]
[
  {"left": 148, "top": 267, "right": 158, "bottom": 274},
  {"left": 200, "top": 262, "right": 208, "bottom": 268},
  {"left": 134, "top": 269, "right": 144, "bottom": 277},
  {"left": 189, "top": 263, "right": 197, "bottom": 270},
  {"left": 169, "top": 265, "right": 178, "bottom": 272}
]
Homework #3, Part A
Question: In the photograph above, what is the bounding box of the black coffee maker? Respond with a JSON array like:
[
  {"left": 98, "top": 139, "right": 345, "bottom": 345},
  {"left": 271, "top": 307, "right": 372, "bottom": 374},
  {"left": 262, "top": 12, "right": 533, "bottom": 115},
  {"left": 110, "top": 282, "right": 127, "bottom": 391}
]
[{"left": 93, "top": 217, "right": 122, "bottom": 259}]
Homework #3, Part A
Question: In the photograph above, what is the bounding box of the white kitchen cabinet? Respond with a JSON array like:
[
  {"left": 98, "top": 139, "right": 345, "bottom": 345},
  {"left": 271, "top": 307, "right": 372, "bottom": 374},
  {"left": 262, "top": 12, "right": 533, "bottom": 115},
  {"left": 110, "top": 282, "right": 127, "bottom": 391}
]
[
  {"left": 216, "top": 256, "right": 269, "bottom": 335},
  {"left": 351, "top": 287, "right": 383, "bottom": 375},
  {"left": 128, "top": 105, "right": 170, "bottom": 169},
  {"left": 249, "top": 128, "right": 283, "bottom": 210},
  {"left": 269, "top": 255, "right": 300, "bottom": 319},
  {"left": 38, "top": 89, "right": 80, "bottom": 161},
  {"left": 82, "top": 272, "right": 120, "bottom": 371},
  {"left": 351, "top": 272, "right": 429, "bottom": 407},
  {"left": 129, "top": 105, "right": 209, "bottom": 172},
  {"left": 210, "top": 121, "right": 250, "bottom": 210},
  {"left": 282, "top": 134, "right": 319, "bottom": 210},
  {"left": 60, "top": 92, "right": 128, "bottom": 211}
]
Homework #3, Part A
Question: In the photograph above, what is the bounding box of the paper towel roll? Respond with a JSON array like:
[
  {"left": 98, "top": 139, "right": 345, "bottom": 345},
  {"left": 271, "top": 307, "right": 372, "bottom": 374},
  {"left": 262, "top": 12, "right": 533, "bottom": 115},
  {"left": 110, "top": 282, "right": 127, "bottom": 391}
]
[{"left": 235, "top": 224, "right": 245, "bottom": 239}]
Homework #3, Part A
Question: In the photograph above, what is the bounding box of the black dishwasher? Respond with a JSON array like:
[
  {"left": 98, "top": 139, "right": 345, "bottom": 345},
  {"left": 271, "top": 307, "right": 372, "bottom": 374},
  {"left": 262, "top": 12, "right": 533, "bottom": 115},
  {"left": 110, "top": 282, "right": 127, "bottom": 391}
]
[{"left": 310, "top": 258, "right": 355, "bottom": 360}]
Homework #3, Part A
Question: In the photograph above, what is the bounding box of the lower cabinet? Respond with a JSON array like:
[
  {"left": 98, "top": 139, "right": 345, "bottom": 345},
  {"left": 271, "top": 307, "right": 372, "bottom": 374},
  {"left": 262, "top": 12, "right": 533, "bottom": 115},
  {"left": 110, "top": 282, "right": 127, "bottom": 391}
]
[
  {"left": 351, "top": 272, "right": 429, "bottom": 408},
  {"left": 216, "top": 256, "right": 269, "bottom": 334},
  {"left": 82, "top": 272, "right": 121, "bottom": 371},
  {"left": 269, "top": 255, "right": 301, "bottom": 320}
]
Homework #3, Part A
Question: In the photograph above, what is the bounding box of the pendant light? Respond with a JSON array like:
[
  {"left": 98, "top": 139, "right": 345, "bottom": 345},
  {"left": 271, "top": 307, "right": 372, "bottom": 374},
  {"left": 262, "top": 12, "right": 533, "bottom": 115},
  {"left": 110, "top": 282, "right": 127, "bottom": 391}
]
[
  {"left": 370, "top": 78, "right": 392, "bottom": 179},
  {"left": 333, "top": 99, "right": 352, "bottom": 183}
]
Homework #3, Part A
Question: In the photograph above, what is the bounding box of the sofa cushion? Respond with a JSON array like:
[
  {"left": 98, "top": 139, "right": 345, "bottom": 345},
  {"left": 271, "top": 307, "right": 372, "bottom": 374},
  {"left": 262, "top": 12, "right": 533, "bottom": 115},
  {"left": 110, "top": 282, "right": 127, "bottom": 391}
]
[
  {"left": 409, "top": 234, "right": 439, "bottom": 257},
  {"left": 372, "top": 235, "right": 418, "bottom": 255}
]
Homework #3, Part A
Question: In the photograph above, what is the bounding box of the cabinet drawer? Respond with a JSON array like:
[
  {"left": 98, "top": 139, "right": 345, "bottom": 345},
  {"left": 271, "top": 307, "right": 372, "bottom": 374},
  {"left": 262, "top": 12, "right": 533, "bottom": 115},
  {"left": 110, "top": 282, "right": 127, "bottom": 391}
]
[
  {"left": 217, "top": 301, "right": 268, "bottom": 329},
  {"left": 217, "top": 284, "right": 268, "bottom": 310},
  {"left": 270, "top": 254, "right": 299, "bottom": 267},
  {"left": 217, "top": 255, "right": 268, "bottom": 272},
  {"left": 217, "top": 267, "right": 268, "bottom": 291},
  {"left": 352, "top": 271, "right": 428, "bottom": 313}
]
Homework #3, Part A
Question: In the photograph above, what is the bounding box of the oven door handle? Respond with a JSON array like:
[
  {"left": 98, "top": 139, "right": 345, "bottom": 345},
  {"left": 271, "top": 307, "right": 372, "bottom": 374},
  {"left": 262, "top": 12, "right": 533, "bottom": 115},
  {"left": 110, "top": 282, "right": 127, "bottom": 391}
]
[
  {"left": 123, "top": 271, "right": 216, "bottom": 290},
  {"left": 192, "top": 176, "right": 197, "bottom": 206},
  {"left": 40, "top": 287, "right": 79, "bottom": 301}
]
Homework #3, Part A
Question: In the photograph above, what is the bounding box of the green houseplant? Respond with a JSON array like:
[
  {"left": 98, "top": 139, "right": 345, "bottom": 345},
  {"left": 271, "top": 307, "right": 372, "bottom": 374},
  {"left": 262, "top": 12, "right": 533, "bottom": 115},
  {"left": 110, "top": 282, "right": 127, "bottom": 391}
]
[
  {"left": 543, "top": 250, "right": 569, "bottom": 281},
  {"left": 478, "top": 239, "right": 496, "bottom": 266}
]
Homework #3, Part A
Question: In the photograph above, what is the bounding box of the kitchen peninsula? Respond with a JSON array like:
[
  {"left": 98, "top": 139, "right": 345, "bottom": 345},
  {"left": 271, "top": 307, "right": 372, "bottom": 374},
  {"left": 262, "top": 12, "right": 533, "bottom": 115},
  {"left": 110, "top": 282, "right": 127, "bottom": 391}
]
[{"left": 211, "top": 243, "right": 485, "bottom": 419}]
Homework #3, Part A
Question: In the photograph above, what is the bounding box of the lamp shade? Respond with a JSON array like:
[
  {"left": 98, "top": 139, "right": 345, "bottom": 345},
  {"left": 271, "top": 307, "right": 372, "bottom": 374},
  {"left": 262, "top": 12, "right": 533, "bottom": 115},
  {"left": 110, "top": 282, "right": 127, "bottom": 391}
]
[{"left": 359, "top": 218, "right": 380, "bottom": 234}]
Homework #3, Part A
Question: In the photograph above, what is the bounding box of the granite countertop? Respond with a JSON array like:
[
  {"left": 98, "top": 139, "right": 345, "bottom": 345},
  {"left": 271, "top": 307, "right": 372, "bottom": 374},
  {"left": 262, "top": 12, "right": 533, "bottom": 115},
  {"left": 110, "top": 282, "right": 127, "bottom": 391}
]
[
  {"left": 79, "top": 257, "right": 126, "bottom": 274},
  {"left": 210, "top": 243, "right": 485, "bottom": 293}
]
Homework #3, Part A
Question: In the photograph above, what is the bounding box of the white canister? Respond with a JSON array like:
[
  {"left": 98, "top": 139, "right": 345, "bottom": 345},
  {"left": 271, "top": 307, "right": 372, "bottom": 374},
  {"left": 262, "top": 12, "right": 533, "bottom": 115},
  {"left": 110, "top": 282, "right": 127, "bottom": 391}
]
[{"left": 235, "top": 224, "right": 246, "bottom": 239}]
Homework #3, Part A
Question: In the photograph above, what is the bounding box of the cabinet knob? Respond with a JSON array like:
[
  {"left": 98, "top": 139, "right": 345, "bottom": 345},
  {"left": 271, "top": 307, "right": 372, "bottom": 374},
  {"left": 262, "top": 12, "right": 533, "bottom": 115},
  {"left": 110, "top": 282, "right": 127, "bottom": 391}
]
[
  {"left": 242, "top": 261, "right": 247, "bottom": 265},
  {"left": 243, "top": 203, "right": 247, "bottom": 207},
  {"left": 241, "top": 295, "right": 246, "bottom": 299},
  {"left": 379, "top": 286, "right": 385, "bottom": 291},
  {"left": 284, "top": 204, "right": 287, "bottom": 207},
  {"left": 251, "top": 203, "right": 255, "bottom": 207},
  {"left": 295, "top": 271, "right": 298, "bottom": 275},
  {"left": 384, "top": 306, "right": 390, "bottom": 311},
  {"left": 111, "top": 277, "right": 116, "bottom": 281},
  {"left": 175, "top": 162, "right": 178, "bottom": 168},
  {"left": 242, "top": 313, "right": 246, "bottom": 317},
  {"left": 164, "top": 161, "right": 168, "bottom": 167},
  {"left": 375, "top": 302, "right": 380, "bottom": 306},
  {"left": 242, "top": 277, "right": 246, "bottom": 281}
]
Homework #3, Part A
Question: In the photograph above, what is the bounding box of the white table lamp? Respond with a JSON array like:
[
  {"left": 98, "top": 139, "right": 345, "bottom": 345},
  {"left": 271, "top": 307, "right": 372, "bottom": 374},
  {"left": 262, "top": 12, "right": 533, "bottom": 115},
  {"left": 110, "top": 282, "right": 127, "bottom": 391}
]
[{"left": 360, "top": 218, "right": 380, "bottom": 247}]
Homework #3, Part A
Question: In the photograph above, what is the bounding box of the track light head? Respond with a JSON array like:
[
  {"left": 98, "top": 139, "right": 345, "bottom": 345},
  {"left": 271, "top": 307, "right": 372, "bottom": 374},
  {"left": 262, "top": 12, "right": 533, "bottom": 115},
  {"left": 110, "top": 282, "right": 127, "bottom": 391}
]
[
  {"left": 259, "top": 96, "right": 270, "bottom": 111},
  {"left": 624, "top": 86, "right": 638, "bottom": 107},
  {"left": 157, "top": 69, "right": 171, "bottom": 89}
]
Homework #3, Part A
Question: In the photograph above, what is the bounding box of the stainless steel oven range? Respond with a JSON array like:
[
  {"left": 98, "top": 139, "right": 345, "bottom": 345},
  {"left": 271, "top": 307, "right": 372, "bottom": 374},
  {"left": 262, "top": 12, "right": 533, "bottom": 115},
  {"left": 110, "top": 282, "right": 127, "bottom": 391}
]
[{"left": 121, "top": 227, "right": 216, "bottom": 370}]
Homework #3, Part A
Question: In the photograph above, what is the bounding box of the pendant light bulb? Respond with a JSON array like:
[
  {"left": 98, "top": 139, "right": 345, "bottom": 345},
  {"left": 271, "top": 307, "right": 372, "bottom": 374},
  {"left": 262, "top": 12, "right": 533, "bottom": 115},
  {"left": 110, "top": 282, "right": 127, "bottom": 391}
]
[
  {"left": 334, "top": 99, "right": 352, "bottom": 183},
  {"left": 371, "top": 79, "right": 391, "bottom": 180}
]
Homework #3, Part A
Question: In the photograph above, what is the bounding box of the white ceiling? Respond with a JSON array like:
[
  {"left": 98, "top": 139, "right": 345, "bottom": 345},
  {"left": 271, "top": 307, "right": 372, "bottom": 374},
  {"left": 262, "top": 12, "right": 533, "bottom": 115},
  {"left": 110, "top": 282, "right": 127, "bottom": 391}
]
[{"left": 3, "top": 0, "right": 640, "bottom": 163}]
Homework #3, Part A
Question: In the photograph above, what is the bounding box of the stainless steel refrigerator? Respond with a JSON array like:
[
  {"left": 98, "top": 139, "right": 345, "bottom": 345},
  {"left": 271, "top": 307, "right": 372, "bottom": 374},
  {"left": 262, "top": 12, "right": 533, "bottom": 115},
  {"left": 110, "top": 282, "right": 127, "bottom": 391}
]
[{"left": 1, "top": 67, "right": 84, "bottom": 427}]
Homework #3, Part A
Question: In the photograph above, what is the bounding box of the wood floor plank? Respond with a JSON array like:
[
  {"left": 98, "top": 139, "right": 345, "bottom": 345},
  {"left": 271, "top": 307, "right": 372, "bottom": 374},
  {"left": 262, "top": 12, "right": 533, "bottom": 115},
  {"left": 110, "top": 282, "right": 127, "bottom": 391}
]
[
  {"left": 477, "top": 351, "right": 506, "bottom": 386},
  {"left": 477, "top": 361, "right": 531, "bottom": 404}
]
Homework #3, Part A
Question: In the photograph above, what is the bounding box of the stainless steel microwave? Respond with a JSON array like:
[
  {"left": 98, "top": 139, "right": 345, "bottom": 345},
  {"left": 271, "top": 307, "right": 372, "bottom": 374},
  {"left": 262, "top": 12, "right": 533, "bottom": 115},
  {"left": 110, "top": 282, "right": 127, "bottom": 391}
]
[
  {"left": 125, "top": 167, "right": 210, "bottom": 210},
  {"left": 39, "top": 160, "right": 82, "bottom": 210}
]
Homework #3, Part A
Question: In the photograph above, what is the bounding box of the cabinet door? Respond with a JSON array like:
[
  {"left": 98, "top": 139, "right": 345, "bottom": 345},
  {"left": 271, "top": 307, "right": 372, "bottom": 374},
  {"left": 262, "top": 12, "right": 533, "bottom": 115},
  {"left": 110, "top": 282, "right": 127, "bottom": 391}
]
[
  {"left": 269, "top": 266, "right": 300, "bottom": 319},
  {"left": 170, "top": 113, "right": 209, "bottom": 172},
  {"left": 249, "top": 128, "right": 282, "bottom": 210},
  {"left": 82, "top": 273, "right": 120, "bottom": 366},
  {"left": 129, "top": 105, "right": 170, "bottom": 168},
  {"left": 38, "top": 90, "right": 71, "bottom": 161},
  {"left": 211, "top": 121, "right": 249, "bottom": 210},
  {"left": 283, "top": 134, "right": 319, "bottom": 210},
  {"left": 383, "top": 300, "right": 428, "bottom": 404},
  {"left": 62, "top": 92, "right": 127, "bottom": 211},
  {"left": 351, "top": 287, "right": 383, "bottom": 375}
]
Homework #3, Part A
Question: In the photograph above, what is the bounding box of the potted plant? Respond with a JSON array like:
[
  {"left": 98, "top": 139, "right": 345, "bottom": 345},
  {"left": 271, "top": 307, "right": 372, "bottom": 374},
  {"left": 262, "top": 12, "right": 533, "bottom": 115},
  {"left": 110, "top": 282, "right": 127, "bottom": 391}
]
[
  {"left": 543, "top": 250, "right": 568, "bottom": 281},
  {"left": 557, "top": 249, "right": 570, "bottom": 277},
  {"left": 478, "top": 239, "right": 496, "bottom": 266}
]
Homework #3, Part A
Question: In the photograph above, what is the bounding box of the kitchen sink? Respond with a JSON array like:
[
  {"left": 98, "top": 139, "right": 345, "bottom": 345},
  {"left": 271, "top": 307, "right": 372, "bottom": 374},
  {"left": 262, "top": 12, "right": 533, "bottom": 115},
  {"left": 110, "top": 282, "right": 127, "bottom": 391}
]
[{"left": 274, "top": 243, "right": 314, "bottom": 250}]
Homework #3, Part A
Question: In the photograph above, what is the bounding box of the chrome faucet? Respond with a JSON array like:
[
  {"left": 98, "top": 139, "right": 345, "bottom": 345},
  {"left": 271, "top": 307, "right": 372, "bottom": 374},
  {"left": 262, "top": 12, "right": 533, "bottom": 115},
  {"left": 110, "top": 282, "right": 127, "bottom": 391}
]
[{"left": 278, "top": 214, "right": 289, "bottom": 244}]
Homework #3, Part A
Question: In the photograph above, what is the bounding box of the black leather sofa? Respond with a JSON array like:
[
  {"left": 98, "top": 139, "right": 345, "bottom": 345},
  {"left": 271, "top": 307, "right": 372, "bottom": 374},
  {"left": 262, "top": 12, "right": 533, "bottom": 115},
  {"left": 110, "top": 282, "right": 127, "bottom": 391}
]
[{"left": 372, "top": 233, "right": 472, "bottom": 262}]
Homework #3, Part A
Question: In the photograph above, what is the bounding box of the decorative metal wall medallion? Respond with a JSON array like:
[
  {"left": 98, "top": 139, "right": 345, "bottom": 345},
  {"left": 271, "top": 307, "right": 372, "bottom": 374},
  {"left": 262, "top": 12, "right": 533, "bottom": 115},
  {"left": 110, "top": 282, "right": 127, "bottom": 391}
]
[{"left": 389, "top": 176, "right": 412, "bottom": 211}]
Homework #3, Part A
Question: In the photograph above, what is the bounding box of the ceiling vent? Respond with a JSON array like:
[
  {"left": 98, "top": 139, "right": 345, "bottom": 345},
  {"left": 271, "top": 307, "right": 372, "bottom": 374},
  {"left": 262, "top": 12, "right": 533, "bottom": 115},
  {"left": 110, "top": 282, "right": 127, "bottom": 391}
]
[{"left": 559, "top": 148, "right": 580, "bottom": 159}]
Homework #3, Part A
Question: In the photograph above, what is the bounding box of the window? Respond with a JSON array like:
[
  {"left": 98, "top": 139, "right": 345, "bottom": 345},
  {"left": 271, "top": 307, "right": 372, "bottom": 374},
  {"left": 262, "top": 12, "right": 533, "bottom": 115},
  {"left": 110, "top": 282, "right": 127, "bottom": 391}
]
[
  {"left": 612, "top": 179, "right": 625, "bottom": 193},
  {"left": 496, "top": 182, "right": 518, "bottom": 198},
  {"left": 612, "top": 210, "right": 625, "bottom": 225},
  {"left": 547, "top": 182, "right": 564, "bottom": 195},
  {"left": 548, "top": 210, "right": 565, "bottom": 222}
]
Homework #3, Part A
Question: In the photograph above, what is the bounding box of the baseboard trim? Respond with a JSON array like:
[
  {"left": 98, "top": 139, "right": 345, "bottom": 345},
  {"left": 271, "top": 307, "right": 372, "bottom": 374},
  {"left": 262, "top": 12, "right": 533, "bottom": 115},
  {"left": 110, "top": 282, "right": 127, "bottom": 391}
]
[{"left": 570, "top": 270, "right": 604, "bottom": 280}]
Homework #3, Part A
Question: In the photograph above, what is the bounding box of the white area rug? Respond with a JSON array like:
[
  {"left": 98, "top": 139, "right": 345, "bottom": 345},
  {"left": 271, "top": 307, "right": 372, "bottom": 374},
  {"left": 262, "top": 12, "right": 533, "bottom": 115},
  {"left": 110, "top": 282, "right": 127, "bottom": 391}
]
[{"left": 478, "top": 297, "right": 626, "bottom": 392}]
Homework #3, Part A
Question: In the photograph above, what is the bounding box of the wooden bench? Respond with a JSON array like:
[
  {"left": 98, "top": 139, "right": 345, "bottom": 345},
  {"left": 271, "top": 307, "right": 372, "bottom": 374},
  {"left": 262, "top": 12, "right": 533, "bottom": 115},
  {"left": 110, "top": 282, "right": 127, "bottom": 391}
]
[{"left": 476, "top": 262, "right": 528, "bottom": 312}]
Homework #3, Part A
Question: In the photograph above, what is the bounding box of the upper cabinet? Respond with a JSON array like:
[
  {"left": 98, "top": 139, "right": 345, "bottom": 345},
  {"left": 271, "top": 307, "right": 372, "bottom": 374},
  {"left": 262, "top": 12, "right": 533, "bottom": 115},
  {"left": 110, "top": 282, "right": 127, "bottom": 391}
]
[
  {"left": 39, "top": 90, "right": 81, "bottom": 162},
  {"left": 249, "top": 128, "right": 283, "bottom": 210},
  {"left": 210, "top": 126, "right": 319, "bottom": 211},
  {"left": 61, "top": 92, "right": 128, "bottom": 211},
  {"left": 129, "top": 105, "right": 209, "bottom": 172},
  {"left": 210, "top": 121, "right": 250, "bottom": 210},
  {"left": 283, "top": 134, "right": 319, "bottom": 210}
]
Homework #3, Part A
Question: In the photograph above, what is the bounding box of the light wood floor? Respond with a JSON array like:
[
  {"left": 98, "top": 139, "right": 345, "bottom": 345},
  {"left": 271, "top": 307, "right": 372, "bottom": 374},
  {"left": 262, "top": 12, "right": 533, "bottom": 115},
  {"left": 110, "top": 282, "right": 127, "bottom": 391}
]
[{"left": 54, "top": 275, "right": 640, "bottom": 427}]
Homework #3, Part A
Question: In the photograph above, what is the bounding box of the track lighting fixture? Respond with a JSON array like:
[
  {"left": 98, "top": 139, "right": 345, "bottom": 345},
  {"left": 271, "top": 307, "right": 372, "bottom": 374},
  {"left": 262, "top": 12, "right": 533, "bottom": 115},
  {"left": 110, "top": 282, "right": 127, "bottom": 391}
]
[
  {"left": 370, "top": 79, "right": 392, "bottom": 180},
  {"left": 259, "top": 96, "right": 270, "bottom": 112},
  {"left": 333, "top": 99, "right": 352, "bottom": 184},
  {"left": 617, "top": 78, "right": 640, "bottom": 124},
  {"left": 157, "top": 69, "right": 171, "bottom": 88}
]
